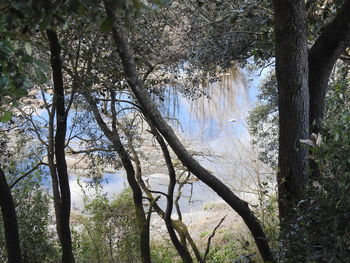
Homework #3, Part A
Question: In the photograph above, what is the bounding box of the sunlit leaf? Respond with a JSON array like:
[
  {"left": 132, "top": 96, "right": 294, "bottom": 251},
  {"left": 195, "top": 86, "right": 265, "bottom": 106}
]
[{"left": 24, "top": 42, "right": 32, "bottom": 55}]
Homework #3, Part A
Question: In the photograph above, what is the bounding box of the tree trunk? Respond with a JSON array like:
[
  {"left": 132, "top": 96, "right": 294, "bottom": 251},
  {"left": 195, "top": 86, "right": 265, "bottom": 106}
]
[
  {"left": 272, "top": 0, "right": 309, "bottom": 261},
  {"left": 46, "top": 29, "right": 75, "bottom": 263},
  {"left": 83, "top": 90, "right": 151, "bottom": 263},
  {"left": 47, "top": 96, "right": 63, "bottom": 242},
  {"left": 126, "top": 115, "right": 196, "bottom": 262},
  {"left": 151, "top": 126, "right": 194, "bottom": 263},
  {"left": 272, "top": 0, "right": 309, "bottom": 222},
  {"left": 309, "top": 0, "right": 350, "bottom": 132},
  {"left": 0, "top": 167, "right": 22, "bottom": 263},
  {"left": 103, "top": 2, "right": 274, "bottom": 262}
]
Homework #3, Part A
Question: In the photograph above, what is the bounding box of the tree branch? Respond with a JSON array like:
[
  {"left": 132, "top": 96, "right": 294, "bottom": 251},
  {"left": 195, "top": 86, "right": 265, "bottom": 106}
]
[
  {"left": 203, "top": 215, "right": 227, "bottom": 262},
  {"left": 67, "top": 147, "right": 113, "bottom": 155},
  {"left": 9, "top": 162, "right": 44, "bottom": 189}
]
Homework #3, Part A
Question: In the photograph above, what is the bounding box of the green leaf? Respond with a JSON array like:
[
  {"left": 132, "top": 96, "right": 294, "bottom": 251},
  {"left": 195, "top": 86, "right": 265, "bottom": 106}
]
[
  {"left": 35, "top": 68, "right": 48, "bottom": 84},
  {"left": 0, "top": 111, "right": 12, "bottom": 122},
  {"left": 21, "top": 54, "right": 33, "bottom": 63},
  {"left": 24, "top": 42, "right": 32, "bottom": 55},
  {"left": 100, "top": 17, "right": 114, "bottom": 33},
  {"left": 32, "top": 58, "right": 49, "bottom": 72},
  {"left": 39, "top": 15, "right": 52, "bottom": 31}
]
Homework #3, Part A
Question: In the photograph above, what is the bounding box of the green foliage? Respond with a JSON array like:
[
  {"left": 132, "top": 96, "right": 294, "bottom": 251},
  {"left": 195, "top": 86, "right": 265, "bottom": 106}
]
[
  {"left": 150, "top": 241, "right": 180, "bottom": 263},
  {"left": 204, "top": 230, "right": 256, "bottom": 263},
  {"left": 0, "top": 1, "right": 53, "bottom": 122},
  {"left": 252, "top": 179, "right": 279, "bottom": 253},
  {"left": 248, "top": 72, "right": 278, "bottom": 168},
  {"left": 183, "top": 0, "right": 274, "bottom": 72},
  {"left": 73, "top": 188, "right": 140, "bottom": 263},
  {"left": 304, "top": 76, "right": 350, "bottom": 262},
  {"left": 0, "top": 171, "right": 59, "bottom": 263}
]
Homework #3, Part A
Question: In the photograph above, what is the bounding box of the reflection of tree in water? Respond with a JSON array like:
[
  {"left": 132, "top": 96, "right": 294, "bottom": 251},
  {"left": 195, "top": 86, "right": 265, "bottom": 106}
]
[
  {"left": 189, "top": 67, "right": 251, "bottom": 140},
  {"left": 159, "top": 67, "right": 252, "bottom": 141}
]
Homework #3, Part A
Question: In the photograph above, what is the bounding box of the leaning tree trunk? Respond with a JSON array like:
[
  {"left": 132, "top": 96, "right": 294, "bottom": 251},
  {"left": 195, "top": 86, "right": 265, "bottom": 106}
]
[
  {"left": 103, "top": 1, "right": 274, "bottom": 262},
  {"left": 0, "top": 167, "right": 22, "bottom": 263},
  {"left": 272, "top": 0, "right": 309, "bottom": 261},
  {"left": 46, "top": 29, "right": 75, "bottom": 263}
]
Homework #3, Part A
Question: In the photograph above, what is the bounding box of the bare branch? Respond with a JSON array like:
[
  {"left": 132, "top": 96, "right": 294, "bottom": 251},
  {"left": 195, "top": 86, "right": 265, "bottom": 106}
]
[
  {"left": 203, "top": 215, "right": 227, "bottom": 262},
  {"left": 67, "top": 147, "right": 113, "bottom": 155},
  {"left": 149, "top": 190, "right": 168, "bottom": 198},
  {"left": 9, "top": 162, "right": 44, "bottom": 189}
]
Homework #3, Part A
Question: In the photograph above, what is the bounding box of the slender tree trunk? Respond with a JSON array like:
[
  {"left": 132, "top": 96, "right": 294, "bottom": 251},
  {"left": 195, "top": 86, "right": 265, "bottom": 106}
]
[
  {"left": 103, "top": 2, "right": 274, "bottom": 262},
  {"left": 0, "top": 167, "right": 22, "bottom": 263},
  {"left": 46, "top": 29, "right": 75, "bottom": 263},
  {"left": 83, "top": 90, "right": 151, "bottom": 263},
  {"left": 272, "top": 0, "right": 309, "bottom": 261},
  {"left": 151, "top": 127, "right": 194, "bottom": 263},
  {"left": 47, "top": 99, "right": 63, "bottom": 242},
  {"left": 125, "top": 116, "right": 196, "bottom": 262}
]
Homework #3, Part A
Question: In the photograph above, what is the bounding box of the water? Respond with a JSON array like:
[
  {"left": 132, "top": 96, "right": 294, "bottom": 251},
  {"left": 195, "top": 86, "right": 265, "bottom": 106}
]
[
  {"left": 66, "top": 67, "right": 269, "bottom": 213},
  {"left": 29, "top": 66, "right": 269, "bottom": 214}
]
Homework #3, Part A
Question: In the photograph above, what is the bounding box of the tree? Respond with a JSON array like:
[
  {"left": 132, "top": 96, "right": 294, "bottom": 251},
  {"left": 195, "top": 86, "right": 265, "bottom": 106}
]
[
  {"left": 102, "top": 1, "right": 274, "bottom": 262},
  {"left": 2, "top": 170, "right": 59, "bottom": 263},
  {"left": 272, "top": 0, "right": 350, "bottom": 261},
  {"left": 74, "top": 188, "right": 141, "bottom": 263},
  {"left": 271, "top": 2, "right": 309, "bottom": 259},
  {"left": 1, "top": 1, "right": 76, "bottom": 260},
  {"left": 2, "top": 0, "right": 348, "bottom": 262},
  {"left": 46, "top": 28, "right": 76, "bottom": 263}
]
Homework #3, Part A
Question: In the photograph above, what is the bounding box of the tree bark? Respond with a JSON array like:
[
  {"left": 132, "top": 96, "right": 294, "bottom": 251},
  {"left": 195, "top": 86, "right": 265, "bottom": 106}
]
[
  {"left": 0, "top": 167, "right": 22, "bottom": 263},
  {"left": 272, "top": 0, "right": 309, "bottom": 261},
  {"left": 46, "top": 29, "right": 75, "bottom": 263},
  {"left": 103, "top": 2, "right": 274, "bottom": 262},
  {"left": 272, "top": 0, "right": 309, "bottom": 222},
  {"left": 47, "top": 93, "right": 63, "bottom": 242}
]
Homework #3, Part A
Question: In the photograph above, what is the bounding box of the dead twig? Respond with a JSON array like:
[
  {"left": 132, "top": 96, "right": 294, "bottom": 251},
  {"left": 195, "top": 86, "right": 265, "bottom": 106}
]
[{"left": 203, "top": 215, "right": 227, "bottom": 262}]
